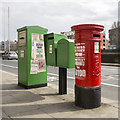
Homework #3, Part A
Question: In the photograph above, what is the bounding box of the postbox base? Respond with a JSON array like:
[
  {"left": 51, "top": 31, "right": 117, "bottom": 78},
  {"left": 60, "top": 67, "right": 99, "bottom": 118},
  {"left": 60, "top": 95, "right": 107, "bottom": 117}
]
[
  {"left": 75, "top": 85, "right": 101, "bottom": 109},
  {"left": 18, "top": 82, "right": 47, "bottom": 89}
]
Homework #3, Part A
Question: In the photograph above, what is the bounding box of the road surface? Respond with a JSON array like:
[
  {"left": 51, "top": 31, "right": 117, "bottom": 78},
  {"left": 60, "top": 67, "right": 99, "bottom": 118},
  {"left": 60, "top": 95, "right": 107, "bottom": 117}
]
[{"left": 0, "top": 59, "right": 119, "bottom": 101}]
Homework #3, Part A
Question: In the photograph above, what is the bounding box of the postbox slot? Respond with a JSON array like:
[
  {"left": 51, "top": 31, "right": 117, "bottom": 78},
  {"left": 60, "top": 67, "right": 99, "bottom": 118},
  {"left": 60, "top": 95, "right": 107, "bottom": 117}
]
[
  {"left": 93, "top": 34, "right": 100, "bottom": 38},
  {"left": 48, "top": 37, "right": 54, "bottom": 40},
  {"left": 19, "top": 37, "right": 25, "bottom": 39}
]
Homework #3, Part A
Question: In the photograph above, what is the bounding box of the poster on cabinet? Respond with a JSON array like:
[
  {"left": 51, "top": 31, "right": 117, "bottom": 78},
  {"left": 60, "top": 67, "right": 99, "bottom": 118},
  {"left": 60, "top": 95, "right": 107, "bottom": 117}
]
[{"left": 30, "top": 33, "right": 46, "bottom": 74}]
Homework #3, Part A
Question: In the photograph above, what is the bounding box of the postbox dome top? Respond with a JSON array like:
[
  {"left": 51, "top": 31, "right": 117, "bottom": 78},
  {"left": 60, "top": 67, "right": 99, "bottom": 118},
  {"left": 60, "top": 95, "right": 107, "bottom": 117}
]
[{"left": 71, "top": 24, "right": 104, "bottom": 32}]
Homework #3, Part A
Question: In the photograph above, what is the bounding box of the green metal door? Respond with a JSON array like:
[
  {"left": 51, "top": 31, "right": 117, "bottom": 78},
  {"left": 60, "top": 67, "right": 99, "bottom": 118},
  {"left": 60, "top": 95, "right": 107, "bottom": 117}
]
[
  {"left": 47, "top": 40, "right": 56, "bottom": 66},
  {"left": 57, "top": 40, "right": 69, "bottom": 68}
]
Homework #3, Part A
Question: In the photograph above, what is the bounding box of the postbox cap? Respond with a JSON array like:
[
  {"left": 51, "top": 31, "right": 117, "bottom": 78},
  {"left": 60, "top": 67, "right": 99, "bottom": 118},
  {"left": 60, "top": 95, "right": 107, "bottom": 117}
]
[{"left": 71, "top": 24, "right": 104, "bottom": 32}]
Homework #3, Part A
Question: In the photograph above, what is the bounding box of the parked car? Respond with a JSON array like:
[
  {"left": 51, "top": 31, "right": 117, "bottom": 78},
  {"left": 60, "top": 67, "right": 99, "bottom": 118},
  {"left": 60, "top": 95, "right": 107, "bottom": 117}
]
[{"left": 2, "top": 51, "right": 18, "bottom": 60}]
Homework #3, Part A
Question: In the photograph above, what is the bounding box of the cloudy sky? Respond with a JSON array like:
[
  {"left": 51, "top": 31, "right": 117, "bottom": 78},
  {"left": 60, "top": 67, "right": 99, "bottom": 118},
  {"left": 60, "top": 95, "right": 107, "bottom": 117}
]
[{"left": 0, "top": 0, "right": 119, "bottom": 41}]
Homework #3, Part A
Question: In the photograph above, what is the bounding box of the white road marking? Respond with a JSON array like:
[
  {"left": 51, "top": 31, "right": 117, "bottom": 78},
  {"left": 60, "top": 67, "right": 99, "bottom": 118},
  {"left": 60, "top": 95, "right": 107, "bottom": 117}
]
[
  {"left": 1, "top": 64, "right": 120, "bottom": 88},
  {"left": 0, "top": 70, "right": 18, "bottom": 76},
  {"left": 101, "top": 82, "right": 119, "bottom": 88},
  {"left": 50, "top": 80, "right": 54, "bottom": 81},
  {"left": 47, "top": 73, "right": 59, "bottom": 76},
  {"left": 102, "top": 75, "right": 119, "bottom": 81},
  {"left": 101, "top": 66, "right": 118, "bottom": 70},
  {"left": 3, "top": 60, "right": 17, "bottom": 62},
  {"left": 47, "top": 73, "right": 75, "bottom": 79},
  {"left": 1, "top": 64, "right": 18, "bottom": 69},
  {"left": 1, "top": 64, "right": 119, "bottom": 70}
]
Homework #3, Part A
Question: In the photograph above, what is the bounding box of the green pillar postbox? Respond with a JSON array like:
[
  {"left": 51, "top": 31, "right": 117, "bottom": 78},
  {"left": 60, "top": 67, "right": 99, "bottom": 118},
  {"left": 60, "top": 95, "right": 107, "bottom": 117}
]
[
  {"left": 44, "top": 33, "right": 67, "bottom": 66},
  {"left": 57, "top": 39, "right": 75, "bottom": 68},
  {"left": 17, "top": 26, "right": 48, "bottom": 88}
]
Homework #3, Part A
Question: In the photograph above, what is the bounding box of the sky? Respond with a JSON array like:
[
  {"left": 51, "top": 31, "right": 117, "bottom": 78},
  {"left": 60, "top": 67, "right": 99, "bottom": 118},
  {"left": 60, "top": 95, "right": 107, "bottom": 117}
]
[{"left": 0, "top": 0, "right": 119, "bottom": 41}]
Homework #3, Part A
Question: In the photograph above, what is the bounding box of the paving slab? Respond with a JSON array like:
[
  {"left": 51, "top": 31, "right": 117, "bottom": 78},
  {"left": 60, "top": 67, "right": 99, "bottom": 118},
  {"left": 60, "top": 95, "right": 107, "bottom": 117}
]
[{"left": 11, "top": 108, "right": 55, "bottom": 118}]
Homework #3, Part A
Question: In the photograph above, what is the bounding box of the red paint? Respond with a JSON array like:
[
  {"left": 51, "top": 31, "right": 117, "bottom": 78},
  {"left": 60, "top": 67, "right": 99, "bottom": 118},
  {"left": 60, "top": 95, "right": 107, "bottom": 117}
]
[{"left": 71, "top": 24, "right": 104, "bottom": 87}]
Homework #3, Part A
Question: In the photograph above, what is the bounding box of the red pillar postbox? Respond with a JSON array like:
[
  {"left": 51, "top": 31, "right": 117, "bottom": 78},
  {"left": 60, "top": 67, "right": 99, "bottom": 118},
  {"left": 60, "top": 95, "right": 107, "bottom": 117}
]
[{"left": 71, "top": 24, "right": 104, "bottom": 109}]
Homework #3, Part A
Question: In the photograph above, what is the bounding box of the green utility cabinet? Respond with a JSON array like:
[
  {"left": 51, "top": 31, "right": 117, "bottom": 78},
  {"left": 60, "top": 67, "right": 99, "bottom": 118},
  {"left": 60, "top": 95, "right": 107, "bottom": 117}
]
[
  {"left": 17, "top": 26, "right": 48, "bottom": 88},
  {"left": 44, "top": 33, "right": 67, "bottom": 66},
  {"left": 57, "top": 39, "right": 75, "bottom": 68}
]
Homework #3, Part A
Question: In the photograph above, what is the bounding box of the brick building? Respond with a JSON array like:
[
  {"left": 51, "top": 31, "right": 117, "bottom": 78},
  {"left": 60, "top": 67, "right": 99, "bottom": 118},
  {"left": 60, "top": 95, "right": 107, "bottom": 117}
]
[{"left": 101, "top": 33, "right": 109, "bottom": 50}]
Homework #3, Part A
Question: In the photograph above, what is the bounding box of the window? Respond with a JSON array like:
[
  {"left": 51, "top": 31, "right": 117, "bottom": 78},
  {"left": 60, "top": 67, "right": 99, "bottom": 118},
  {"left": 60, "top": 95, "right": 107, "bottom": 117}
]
[
  {"left": 103, "top": 44, "right": 105, "bottom": 46},
  {"left": 9, "top": 52, "right": 16, "bottom": 55},
  {"left": 103, "top": 40, "right": 105, "bottom": 42}
]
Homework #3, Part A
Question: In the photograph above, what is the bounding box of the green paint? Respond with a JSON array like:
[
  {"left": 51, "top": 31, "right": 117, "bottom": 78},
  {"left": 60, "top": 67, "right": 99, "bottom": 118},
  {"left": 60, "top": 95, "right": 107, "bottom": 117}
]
[
  {"left": 44, "top": 33, "right": 67, "bottom": 66},
  {"left": 17, "top": 26, "right": 48, "bottom": 87},
  {"left": 57, "top": 39, "right": 75, "bottom": 68}
]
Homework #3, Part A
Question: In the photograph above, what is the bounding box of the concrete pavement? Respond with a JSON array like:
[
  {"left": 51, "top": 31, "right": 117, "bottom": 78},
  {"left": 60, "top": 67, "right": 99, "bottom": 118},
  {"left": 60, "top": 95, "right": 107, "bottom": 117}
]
[{"left": 1, "top": 70, "right": 119, "bottom": 119}]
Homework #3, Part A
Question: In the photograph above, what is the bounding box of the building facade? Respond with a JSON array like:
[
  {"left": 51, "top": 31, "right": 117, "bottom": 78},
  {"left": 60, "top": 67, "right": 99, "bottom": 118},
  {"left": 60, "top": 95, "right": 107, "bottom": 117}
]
[
  {"left": 61, "top": 31, "right": 75, "bottom": 39},
  {"left": 109, "top": 28, "right": 119, "bottom": 49},
  {"left": 61, "top": 31, "right": 109, "bottom": 50},
  {"left": 1, "top": 40, "right": 18, "bottom": 51},
  {"left": 101, "top": 33, "right": 109, "bottom": 50}
]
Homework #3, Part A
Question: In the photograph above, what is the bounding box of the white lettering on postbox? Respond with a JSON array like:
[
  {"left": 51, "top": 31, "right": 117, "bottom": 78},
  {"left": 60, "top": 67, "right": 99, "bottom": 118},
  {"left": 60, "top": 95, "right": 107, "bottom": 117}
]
[
  {"left": 75, "top": 70, "right": 86, "bottom": 77},
  {"left": 75, "top": 42, "right": 86, "bottom": 79}
]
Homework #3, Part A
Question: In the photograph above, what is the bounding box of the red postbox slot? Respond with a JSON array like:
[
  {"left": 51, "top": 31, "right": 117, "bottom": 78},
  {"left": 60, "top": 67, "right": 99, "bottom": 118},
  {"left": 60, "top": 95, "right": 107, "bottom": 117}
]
[{"left": 93, "top": 34, "right": 100, "bottom": 37}]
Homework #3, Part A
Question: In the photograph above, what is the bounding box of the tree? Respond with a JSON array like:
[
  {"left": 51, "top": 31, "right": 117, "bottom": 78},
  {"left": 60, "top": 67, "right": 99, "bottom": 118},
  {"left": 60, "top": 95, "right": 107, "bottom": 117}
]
[{"left": 111, "top": 21, "right": 120, "bottom": 29}]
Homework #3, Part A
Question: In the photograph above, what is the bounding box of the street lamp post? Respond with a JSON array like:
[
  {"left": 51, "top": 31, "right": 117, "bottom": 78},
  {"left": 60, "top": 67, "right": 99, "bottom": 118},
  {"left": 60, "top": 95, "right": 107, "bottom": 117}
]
[
  {"left": 4, "top": 7, "right": 6, "bottom": 52},
  {"left": 8, "top": 7, "right": 10, "bottom": 52}
]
